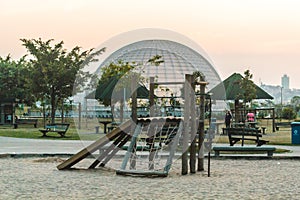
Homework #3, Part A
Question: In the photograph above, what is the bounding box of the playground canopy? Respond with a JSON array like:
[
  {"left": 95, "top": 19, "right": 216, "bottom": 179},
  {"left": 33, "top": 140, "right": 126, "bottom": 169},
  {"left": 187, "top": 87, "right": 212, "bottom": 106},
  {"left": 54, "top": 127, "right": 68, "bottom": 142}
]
[{"left": 208, "top": 73, "right": 273, "bottom": 100}]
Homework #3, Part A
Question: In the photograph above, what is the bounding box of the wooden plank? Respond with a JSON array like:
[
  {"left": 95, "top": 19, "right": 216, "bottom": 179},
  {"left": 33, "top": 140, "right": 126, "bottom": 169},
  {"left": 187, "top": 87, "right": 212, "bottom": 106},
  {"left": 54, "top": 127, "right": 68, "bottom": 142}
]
[
  {"left": 57, "top": 120, "right": 132, "bottom": 170},
  {"left": 88, "top": 132, "right": 128, "bottom": 169},
  {"left": 99, "top": 134, "right": 132, "bottom": 167},
  {"left": 116, "top": 169, "right": 168, "bottom": 177},
  {"left": 182, "top": 74, "right": 192, "bottom": 175}
]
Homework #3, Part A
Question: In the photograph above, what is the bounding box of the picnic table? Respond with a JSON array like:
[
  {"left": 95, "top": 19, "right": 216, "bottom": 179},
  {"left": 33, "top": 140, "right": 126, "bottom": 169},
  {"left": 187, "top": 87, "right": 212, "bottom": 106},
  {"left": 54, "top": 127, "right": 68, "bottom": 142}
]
[{"left": 98, "top": 120, "right": 112, "bottom": 134}]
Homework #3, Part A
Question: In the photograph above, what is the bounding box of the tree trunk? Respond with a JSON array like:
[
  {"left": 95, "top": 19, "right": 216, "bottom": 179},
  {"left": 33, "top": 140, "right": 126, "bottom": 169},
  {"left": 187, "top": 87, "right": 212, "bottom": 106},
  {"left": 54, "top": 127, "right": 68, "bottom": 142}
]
[
  {"left": 61, "top": 101, "right": 64, "bottom": 123},
  {"left": 50, "top": 88, "right": 56, "bottom": 124}
]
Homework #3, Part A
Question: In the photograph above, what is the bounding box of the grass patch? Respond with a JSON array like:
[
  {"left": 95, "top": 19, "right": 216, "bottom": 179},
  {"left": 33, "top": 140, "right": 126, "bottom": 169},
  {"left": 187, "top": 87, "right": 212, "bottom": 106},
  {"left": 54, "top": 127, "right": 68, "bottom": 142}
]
[
  {"left": 0, "top": 117, "right": 296, "bottom": 146},
  {"left": 0, "top": 126, "right": 102, "bottom": 141}
]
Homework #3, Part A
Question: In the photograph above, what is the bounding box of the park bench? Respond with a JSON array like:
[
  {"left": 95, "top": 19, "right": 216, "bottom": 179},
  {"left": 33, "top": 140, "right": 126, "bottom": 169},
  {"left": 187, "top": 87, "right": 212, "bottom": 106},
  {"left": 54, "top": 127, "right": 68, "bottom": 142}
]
[
  {"left": 275, "top": 122, "right": 291, "bottom": 131},
  {"left": 212, "top": 146, "right": 276, "bottom": 157},
  {"left": 107, "top": 121, "right": 121, "bottom": 132},
  {"left": 223, "top": 127, "right": 269, "bottom": 146},
  {"left": 39, "top": 123, "right": 70, "bottom": 137},
  {"left": 14, "top": 118, "right": 38, "bottom": 129}
]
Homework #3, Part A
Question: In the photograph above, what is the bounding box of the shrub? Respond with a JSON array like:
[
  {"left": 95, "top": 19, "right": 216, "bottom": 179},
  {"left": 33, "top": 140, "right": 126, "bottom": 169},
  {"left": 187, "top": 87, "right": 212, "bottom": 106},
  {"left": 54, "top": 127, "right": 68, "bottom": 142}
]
[{"left": 282, "top": 107, "right": 297, "bottom": 120}]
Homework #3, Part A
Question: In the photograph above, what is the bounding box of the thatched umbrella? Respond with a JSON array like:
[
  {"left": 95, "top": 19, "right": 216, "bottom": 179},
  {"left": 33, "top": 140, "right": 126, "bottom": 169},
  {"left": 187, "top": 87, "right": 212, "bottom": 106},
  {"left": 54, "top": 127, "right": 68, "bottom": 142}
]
[
  {"left": 209, "top": 73, "right": 273, "bottom": 101},
  {"left": 208, "top": 73, "right": 273, "bottom": 122},
  {"left": 85, "top": 76, "right": 151, "bottom": 101}
]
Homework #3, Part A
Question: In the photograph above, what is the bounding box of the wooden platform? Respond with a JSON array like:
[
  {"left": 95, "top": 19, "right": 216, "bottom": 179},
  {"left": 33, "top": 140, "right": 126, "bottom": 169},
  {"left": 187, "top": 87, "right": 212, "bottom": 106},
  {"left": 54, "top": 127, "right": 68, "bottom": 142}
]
[{"left": 212, "top": 146, "right": 276, "bottom": 157}]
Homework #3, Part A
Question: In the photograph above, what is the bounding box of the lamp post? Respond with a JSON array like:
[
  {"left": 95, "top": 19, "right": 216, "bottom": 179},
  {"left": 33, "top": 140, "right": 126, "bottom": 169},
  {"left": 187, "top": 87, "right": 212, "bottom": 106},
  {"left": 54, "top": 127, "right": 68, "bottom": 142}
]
[{"left": 280, "top": 86, "right": 283, "bottom": 120}]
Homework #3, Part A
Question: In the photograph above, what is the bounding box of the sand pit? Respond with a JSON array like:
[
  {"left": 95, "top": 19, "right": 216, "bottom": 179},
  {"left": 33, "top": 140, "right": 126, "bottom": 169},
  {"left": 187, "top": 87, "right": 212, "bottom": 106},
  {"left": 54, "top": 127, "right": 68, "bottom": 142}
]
[{"left": 0, "top": 157, "right": 299, "bottom": 199}]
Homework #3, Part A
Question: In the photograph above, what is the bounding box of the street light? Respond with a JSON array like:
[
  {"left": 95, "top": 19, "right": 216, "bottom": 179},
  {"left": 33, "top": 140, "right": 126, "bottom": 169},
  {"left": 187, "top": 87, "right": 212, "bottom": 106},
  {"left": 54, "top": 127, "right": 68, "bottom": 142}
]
[{"left": 280, "top": 86, "right": 283, "bottom": 120}]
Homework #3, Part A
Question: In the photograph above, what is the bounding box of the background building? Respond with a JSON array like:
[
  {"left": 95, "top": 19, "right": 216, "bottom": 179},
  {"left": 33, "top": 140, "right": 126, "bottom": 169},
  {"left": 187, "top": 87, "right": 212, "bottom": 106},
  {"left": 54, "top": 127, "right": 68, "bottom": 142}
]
[{"left": 281, "top": 74, "right": 290, "bottom": 90}]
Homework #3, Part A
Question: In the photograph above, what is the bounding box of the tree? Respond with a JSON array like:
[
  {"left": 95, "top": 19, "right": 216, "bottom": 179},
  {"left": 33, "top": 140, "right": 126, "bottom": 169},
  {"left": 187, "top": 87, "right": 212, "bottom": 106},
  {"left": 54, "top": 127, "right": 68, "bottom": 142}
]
[
  {"left": 96, "top": 55, "right": 163, "bottom": 105},
  {"left": 291, "top": 96, "right": 300, "bottom": 113},
  {"left": 0, "top": 55, "right": 34, "bottom": 104},
  {"left": 282, "top": 107, "right": 296, "bottom": 120},
  {"left": 96, "top": 56, "right": 163, "bottom": 120},
  {"left": 21, "top": 38, "right": 105, "bottom": 123},
  {"left": 238, "top": 69, "right": 256, "bottom": 104}
]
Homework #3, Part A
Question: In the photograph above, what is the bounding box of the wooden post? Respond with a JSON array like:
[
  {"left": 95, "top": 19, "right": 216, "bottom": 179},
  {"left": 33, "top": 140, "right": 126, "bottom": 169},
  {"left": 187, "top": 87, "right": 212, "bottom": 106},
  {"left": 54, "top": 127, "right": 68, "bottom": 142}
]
[
  {"left": 208, "top": 152, "right": 211, "bottom": 177},
  {"left": 182, "top": 74, "right": 192, "bottom": 175},
  {"left": 198, "top": 81, "right": 207, "bottom": 171},
  {"left": 148, "top": 77, "right": 156, "bottom": 170},
  {"left": 189, "top": 75, "right": 197, "bottom": 174},
  {"left": 234, "top": 99, "right": 239, "bottom": 123},
  {"left": 149, "top": 77, "right": 155, "bottom": 117},
  {"left": 272, "top": 108, "right": 276, "bottom": 132},
  {"left": 130, "top": 75, "right": 138, "bottom": 170}
]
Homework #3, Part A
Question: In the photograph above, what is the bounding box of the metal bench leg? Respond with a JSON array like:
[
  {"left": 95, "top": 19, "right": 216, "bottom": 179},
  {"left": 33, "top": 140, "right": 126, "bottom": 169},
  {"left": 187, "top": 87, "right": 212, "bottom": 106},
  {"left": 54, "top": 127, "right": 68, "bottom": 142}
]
[
  {"left": 42, "top": 131, "right": 48, "bottom": 137},
  {"left": 214, "top": 150, "right": 220, "bottom": 157},
  {"left": 267, "top": 151, "right": 273, "bottom": 157}
]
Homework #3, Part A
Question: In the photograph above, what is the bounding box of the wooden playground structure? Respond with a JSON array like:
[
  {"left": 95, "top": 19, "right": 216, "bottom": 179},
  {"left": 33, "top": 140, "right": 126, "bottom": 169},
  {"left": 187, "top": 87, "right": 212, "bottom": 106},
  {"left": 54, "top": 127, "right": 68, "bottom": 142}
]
[{"left": 57, "top": 74, "right": 212, "bottom": 177}]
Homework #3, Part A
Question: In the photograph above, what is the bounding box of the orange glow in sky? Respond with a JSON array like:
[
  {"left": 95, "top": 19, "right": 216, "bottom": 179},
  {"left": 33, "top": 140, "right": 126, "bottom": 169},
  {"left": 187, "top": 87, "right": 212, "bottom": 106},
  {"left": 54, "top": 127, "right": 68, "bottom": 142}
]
[{"left": 1, "top": 0, "right": 300, "bottom": 88}]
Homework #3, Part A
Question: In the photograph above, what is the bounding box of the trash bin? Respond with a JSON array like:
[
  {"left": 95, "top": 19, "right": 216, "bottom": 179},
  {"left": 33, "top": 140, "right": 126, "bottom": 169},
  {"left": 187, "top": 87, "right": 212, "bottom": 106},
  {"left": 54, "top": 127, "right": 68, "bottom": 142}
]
[{"left": 291, "top": 122, "right": 300, "bottom": 144}]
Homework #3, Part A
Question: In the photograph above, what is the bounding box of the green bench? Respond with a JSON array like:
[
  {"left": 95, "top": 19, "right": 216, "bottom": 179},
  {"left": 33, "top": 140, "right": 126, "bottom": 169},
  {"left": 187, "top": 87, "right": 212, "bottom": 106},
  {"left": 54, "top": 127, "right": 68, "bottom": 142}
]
[
  {"left": 223, "top": 127, "right": 268, "bottom": 146},
  {"left": 14, "top": 118, "right": 38, "bottom": 128},
  {"left": 275, "top": 122, "right": 291, "bottom": 131},
  {"left": 107, "top": 122, "right": 120, "bottom": 132},
  {"left": 39, "top": 123, "right": 70, "bottom": 137},
  {"left": 213, "top": 146, "right": 276, "bottom": 157}
]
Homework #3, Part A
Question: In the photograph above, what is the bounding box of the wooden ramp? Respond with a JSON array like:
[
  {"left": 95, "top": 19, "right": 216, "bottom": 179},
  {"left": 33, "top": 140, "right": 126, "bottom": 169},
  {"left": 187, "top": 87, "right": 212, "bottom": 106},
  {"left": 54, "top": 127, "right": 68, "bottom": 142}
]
[{"left": 57, "top": 120, "right": 133, "bottom": 170}]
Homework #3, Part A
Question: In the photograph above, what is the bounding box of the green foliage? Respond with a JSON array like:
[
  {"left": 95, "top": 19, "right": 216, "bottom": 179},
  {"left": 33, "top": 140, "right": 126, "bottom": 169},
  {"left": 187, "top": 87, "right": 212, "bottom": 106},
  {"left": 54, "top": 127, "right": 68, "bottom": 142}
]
[
  {"left": 0, "top": 55, "right": 34, "bottom": 104},
  {"left": 257, "top": 111, "right": 267, "bottom": 118},
  {"left": 21, "top": 38, "right": 105, "bottom": 122},
  {"left": 291, "top": 96, "right": 300, "bottom": 112},
  {"left": 238, "top": 69, "right": 256, "bottom": 104},
  {"left": 282, "top": 107, "right": 297, "bottom": 120},
  {"left": 193, "top": 71, "right": 205, "bottom": 82}
]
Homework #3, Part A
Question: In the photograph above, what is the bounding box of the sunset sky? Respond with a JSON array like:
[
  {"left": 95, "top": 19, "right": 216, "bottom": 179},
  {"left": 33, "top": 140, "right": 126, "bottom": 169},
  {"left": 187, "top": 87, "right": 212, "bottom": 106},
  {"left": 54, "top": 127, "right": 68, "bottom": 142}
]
[{"left": 1, "top": 0, "right": 300, "bottom": 88}]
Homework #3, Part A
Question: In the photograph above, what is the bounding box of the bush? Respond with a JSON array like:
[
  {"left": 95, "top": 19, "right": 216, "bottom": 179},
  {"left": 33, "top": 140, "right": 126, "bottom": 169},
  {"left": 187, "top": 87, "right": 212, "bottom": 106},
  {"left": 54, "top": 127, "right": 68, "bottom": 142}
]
[{"left": 282, "top": 107, "right": 297, "bottom": 120}]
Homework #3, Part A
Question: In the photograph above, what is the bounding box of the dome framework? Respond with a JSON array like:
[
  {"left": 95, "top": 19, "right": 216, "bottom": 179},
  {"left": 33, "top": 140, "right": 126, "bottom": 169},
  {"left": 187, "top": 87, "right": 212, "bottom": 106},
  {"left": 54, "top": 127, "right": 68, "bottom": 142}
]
[{"left": 96, "top": 39, "right": 222, "bottom": 92}]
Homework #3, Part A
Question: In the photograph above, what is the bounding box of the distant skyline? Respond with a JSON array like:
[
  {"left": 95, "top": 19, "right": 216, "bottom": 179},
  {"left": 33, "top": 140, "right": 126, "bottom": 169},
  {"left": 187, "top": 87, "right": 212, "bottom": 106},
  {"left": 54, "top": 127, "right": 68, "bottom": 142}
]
[{"left": 1, "top": 0, "right": 300, "bottom": 88}]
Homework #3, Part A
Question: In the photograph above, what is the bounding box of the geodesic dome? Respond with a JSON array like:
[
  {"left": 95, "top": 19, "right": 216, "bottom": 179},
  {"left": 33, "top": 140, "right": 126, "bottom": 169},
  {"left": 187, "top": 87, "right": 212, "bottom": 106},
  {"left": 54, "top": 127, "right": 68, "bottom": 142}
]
[{"left": 95, "top": 39, "right": 221, "bottom": 91}]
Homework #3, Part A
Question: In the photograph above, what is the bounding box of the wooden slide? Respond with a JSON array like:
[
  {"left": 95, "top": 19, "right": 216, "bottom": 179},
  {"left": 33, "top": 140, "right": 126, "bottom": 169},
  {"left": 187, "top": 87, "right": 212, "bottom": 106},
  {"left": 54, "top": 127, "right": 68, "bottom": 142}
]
[{"left": 57, "top": 120, "right": 133, "bottom": 170}]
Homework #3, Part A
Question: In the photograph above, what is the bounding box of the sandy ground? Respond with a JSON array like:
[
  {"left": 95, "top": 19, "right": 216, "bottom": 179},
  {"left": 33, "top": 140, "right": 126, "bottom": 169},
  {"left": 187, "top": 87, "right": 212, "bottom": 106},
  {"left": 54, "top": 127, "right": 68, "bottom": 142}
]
[{"left": 1, "top": 157, "right": 299, "bottom": 200}]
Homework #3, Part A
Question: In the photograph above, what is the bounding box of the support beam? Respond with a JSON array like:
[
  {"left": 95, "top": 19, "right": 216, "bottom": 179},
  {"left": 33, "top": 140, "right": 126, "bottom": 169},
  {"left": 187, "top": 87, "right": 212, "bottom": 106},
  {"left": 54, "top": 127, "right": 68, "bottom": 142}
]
[
  {"left": 182, "top": 74, "right": 193, "bottom": 175},
  {"left": 189, "top": 76, "right": 196, "bottom": 174},
  {"left": 198, "top": 81, "right": 207, "bottom": 171}
]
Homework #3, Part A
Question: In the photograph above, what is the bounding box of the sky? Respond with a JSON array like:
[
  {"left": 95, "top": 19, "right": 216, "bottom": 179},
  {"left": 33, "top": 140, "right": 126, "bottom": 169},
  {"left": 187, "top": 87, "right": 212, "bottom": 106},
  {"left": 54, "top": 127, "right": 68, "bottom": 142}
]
[{"left": 1, "top": 0, "right": 300, "bottom": 88}]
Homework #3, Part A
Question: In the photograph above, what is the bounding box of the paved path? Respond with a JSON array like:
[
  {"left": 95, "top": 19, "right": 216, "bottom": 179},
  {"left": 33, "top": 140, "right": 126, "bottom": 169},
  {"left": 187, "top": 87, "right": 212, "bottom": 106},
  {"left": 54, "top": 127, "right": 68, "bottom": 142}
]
[
  {"left": 1, "top": 136, "right": 300, "bottom": 158},
  {"left": 0, "top": 136, "right": 93, "bottom": 155}
]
